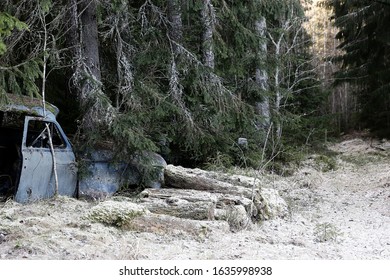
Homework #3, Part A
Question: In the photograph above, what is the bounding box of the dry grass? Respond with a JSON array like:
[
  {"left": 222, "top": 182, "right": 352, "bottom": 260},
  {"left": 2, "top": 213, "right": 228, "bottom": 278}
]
[
  {"left": 0, "top": 196, "right": 144, "bottom": 259},
  {"left": 1, "top": 137, "right": 389, "bottom": 260},
  {"left": 0, "top": 195, "right": 227, "bottom": 259}
]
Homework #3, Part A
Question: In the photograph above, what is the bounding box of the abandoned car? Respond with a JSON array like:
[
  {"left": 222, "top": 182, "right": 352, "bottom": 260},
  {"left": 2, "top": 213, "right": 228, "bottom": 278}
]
[
  {"left": 0, "top": 94, "right": 167, "bottom": 203},
  {"left": 0, "top": 94, "right": 77, "bottom": 203}
]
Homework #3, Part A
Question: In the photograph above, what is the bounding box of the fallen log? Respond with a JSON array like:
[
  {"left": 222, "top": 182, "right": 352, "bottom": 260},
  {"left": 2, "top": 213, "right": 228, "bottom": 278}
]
[
  {"left": 164, "top": 165, "right": 254, "bottom": 196},
  {"left": 138, "top": 188, "right": 215, "bottom": 220},
  {"left": 128, "top": 214, "right": 230, "bottom": 237},
  {"left": 87, "top": 199, "right": 230, "bottom": 237},
  {"left": 138, "top": 188, "right": 257, "bottom": 230}
]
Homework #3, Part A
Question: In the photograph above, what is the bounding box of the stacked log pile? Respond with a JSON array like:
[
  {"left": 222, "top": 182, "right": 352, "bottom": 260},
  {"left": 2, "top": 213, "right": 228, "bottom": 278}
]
[{"left": 136, "top": 165, "right": 288, "bottom": 231}]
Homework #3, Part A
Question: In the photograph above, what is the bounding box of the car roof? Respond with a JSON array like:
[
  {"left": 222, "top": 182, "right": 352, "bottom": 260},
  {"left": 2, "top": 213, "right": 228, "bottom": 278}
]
[{"left": 0, "top": 93, "right": 59, "bottom": 120}]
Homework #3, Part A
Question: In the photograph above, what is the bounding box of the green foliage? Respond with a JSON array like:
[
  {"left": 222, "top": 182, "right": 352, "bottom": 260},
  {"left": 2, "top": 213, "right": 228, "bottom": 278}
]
[
  {"left": 97, "top": 0, "right": 327, "bottom": 168},
  {"left": 39, "top": 0, "right": 53, "bottom": 14},
  {"left": 0, "top": 12, "right": 28, "bottom": 55},
  {"left": 313, "top": 154, "right": 337, "bottom": 172},
  {"left": 0, "top": 0, "right": 330, "bottom": 172},
  {"left": 323, "top": 0, "right": 390, "bottom": 136},
  {"left": 108, "top": 113, "right": 159, "bottom": 156},
  {"left": 314, "top": 222, "right": 343, "bottom": 243},
  {"left": 0, "top": 59, "right": 42, "bottom": 96},
  {"left": 96, "top": 0, "right": 270, "bottom": 167},
  {"left": 282, "top": 85, "right": 332, "bottom": 146},
  {"left": 0, "top": 42, "right": 5, "bottom": 57},
  {"left": 0, "top": 2, "right": 46, "bottom": 98},
  {"left": 204, "top": 151, "right": 234, "bottom": 172},
  {"left": 340, "top": 152, "right": 387, "bottom": 167}
]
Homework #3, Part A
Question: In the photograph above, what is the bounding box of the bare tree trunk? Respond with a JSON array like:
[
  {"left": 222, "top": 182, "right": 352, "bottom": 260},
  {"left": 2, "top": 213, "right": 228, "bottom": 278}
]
[
  {"left": 72, "top": 0, "right": 115, "bottom": 131},
  {"left": 201, "top": 0, "right": 215, "bottom": 69},
  {"left": 78, "top": 0, "right": 102, "bottom": 130},
  {"left": 323, "top": 16, "right": 327, "bottom": 80},
  {"left": 66, "top": 0, "right": 82, "bottom": 98},
  {"left": 275, "top": 61, "right": 282, "bottom": 139},
  {"left": 40, "top": 5, "right": 60, "bottom": 195},
  {"left": 167, "top": 0, "right": 183, "bottom": 55},
  {"left": 111, "top": 1, "right": 134, "bottom": 109},
  {"left": 46, "top": 124, "right": 59, "bottom": 195},
  {"left": 167, "top": 0, "right": 194, "bottom": 126},
  {"left": 255, "top": 16, "right": 271, "bottom": 128},
  {"left": 271, "top": 34, "right": 283, "bottom": 140},
  {"left": 80, "top": 0, "right": 101, "bottom": 83}
]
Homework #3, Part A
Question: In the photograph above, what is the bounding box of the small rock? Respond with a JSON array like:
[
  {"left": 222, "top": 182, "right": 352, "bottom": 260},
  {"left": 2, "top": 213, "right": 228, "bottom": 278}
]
[{"left": 0, "top": 232, "right": 7, "bottom": 243}]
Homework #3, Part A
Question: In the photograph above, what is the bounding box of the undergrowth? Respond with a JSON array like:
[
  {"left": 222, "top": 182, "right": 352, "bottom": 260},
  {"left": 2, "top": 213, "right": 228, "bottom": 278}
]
[
  {"left": 86, "top": 201, "right": 146, "bottom": 229},
  {"left": 340, "top": 152, "right": 388, "bottom": 166},
  {"left": 204, "top": 142, "right": 340, "bottom": 177},
  {"left": 314, "top": 222, "right": 343, "bottom": 243}
]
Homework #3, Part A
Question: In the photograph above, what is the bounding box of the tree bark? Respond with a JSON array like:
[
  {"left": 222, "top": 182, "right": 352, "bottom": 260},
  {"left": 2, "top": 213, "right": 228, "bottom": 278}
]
[
  {"left": 139, "top": 188, "right": 257, "bottom": 218},
  {"left": 138, "top": 187, "right": 256, "bottom": 231},
  {"left": 167, "top": 0, "right": 183, "bottom": 55},
  {"left": 127, "top": 213, "right": 230, "bottom": 236},
  {"left": 79, "top": 0, "right": 101, "bottom": 130},
  {"left": 269, "top": 28, "right": 284, "bottom": 140},
  {"left": 112, "top": 1, "right": 134, "bottom": 109},
  {"left": 255, "top": 16, "right": 271, "bottom": 128},
  {"left": 79, "top": 0, "right": 101, "bottom": 83},
  {"left": 164, "top": 165, "right": 288, "bottom": 221},
  {"left": 139, "top": 188, "right": 215, "bottom": 220},
  {"left": 201, "top": 0, "right": 215, "bottom": 69},
  {"left": 66, "top": 0, "right": 103, "bottom": 127},
  {"left": 165, "top": 165, "right": 255, "bottom": 196},
  {"left": 75, "top": 0, "right": 116, "bottom": 131},
  {"left": 66, "top": 0, "right": 82, "bottom": 98}
]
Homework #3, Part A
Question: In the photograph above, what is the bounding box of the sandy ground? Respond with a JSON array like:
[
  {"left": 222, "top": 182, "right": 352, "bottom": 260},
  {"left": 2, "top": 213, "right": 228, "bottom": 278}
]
[{"left": 0, "top": 138, "right": 389, "bottom": 260}]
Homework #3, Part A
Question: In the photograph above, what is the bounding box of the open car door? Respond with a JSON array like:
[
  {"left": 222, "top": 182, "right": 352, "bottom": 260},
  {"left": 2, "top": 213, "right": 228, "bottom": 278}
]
[{"left": 15, "top": 116, "right": 77, "bottom": 203}]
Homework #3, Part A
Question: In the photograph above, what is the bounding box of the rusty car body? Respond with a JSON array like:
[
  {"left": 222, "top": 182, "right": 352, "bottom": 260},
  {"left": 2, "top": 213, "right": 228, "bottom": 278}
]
[{"left": 0, "top": 94, "right": 77, "bottom": 203}]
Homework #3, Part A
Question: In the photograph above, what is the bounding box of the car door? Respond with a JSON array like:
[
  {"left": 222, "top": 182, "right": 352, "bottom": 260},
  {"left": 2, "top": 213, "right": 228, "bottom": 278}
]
[{"left": 15, "top": 116, "right": 77, "bottom": 203}]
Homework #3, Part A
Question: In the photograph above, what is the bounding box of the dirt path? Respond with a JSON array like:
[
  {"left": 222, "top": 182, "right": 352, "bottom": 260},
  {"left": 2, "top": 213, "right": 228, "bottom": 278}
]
[{"left": 0, "top": 138, "right": 389, "bottom": 259}]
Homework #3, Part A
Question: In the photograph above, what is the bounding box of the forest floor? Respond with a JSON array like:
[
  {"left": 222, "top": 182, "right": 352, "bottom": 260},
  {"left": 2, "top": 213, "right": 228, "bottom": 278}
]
[{"left": 0, "top": 136, "right": 389, "bottom": 260}]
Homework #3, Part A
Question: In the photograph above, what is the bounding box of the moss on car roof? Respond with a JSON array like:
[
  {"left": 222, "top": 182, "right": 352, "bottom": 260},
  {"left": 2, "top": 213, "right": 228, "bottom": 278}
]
[{"left": 0, "top": 93, "right": 59, "bottom": 117}]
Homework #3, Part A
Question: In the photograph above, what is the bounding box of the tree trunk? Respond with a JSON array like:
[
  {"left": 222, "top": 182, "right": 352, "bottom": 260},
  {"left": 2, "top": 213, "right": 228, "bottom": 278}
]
[
  {"left": 255, "top": 15, "right": 271, "bottom": 128},
  {"left": 201, "top": 0, "right": 215, "bottom": 69},
  {"left": 167, "top": 0, "right": 194, "bottom": 127},
  {"left": 67, "top": 0, "right": 103, "bottom": 128},
  {"left": 167, "top": 0, "right": 183, "bottom": 55},
  {"left": 79, "top": 0, "right": 101, "bottom": 84},
  {"left": 76, "top": 0, "right": 115, "bottom": 131},
  {"left": 66, "top": 0, "right": 82, "bottom": 98},
  {"left": 112, "top": 2, "right": 134, "bottom": 109},
  {"left": 269, "top": 31, "right": 284, "bottom": 140},
  {"left": 275, "top": 59, "right": 282, "bottom": 139}
]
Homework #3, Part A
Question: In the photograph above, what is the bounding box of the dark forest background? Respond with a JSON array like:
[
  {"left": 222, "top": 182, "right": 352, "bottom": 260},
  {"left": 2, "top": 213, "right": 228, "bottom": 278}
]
[{"left": 1, "top": 0, "right": 389, "bottom": 170}]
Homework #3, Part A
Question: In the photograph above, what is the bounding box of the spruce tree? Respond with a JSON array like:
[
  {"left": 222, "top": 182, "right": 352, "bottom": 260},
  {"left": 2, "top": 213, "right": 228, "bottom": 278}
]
[
  {"left": 324, "top": 0, "right": 390, "bottom": 135},
  {"left": 0, "top": 0, "right": 330, "bottom": 169}
]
